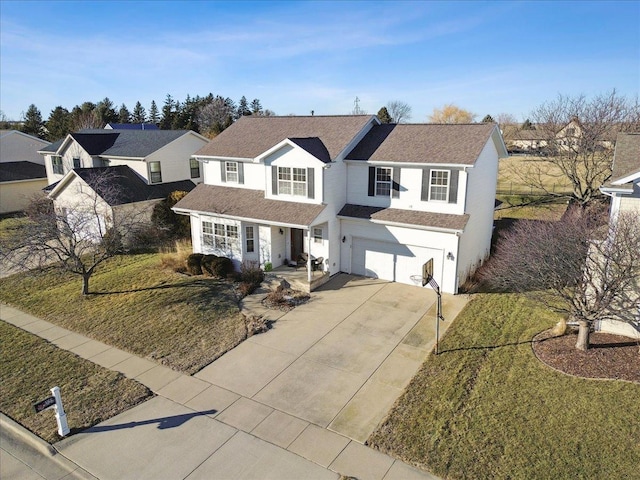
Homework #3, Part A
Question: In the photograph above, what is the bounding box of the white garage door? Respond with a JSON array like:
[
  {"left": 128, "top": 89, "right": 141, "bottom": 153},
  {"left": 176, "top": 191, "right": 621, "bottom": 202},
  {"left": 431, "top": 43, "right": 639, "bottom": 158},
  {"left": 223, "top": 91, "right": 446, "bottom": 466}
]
[{"left": 351, "top": 238, "right": 443, "bottom": 287}]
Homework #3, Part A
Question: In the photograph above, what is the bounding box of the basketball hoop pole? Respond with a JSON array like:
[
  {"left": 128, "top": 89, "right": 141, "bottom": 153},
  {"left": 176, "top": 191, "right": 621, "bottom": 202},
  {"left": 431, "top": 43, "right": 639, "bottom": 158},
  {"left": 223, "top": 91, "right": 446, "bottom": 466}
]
[{"left": 421, "top": 259, "right": 444, "bottom": 355}]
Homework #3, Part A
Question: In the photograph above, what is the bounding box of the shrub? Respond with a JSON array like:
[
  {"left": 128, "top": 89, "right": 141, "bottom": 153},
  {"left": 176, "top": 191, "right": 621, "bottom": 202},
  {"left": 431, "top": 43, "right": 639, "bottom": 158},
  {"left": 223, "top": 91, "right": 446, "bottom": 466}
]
[
  {"left": 200, "top": 255, "right": 218, "bottom": 276},
  {"left": 264, "top": 262, "right": 273, "bottom": 272},
  {"left": 239, "top": 264, "right": 265, "bottom": 285},
  {"left": 151, "top": 191, "right": 191, "bottom": 239},
  {"left": 202, "top": 256, "right": 233, "bottom": 278},
  {"left": 186, "top": 253, "right": 204, "bottom": 275}
]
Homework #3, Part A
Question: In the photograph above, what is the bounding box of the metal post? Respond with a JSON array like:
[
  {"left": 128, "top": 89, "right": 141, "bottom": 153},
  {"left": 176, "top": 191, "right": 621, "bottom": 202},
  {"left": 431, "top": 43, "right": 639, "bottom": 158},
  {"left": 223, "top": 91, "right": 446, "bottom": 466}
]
[
  {"left": 435, "top": 286, "right": 441, "bottom": 355},
  {"left": 51, "top": 386, "right": 70, "bottom": 437}
]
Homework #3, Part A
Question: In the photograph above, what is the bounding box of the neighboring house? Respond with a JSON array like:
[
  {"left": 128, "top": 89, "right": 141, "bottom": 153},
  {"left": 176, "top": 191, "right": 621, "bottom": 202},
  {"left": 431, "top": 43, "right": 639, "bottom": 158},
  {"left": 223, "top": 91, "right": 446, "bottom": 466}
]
[
  {"left": 39, "top": 129, "right": 208, "bottom": 187},
  {"left": 104, "top": 123, "right": 159, "bottom": 130},
  {"left": 599, "top": 132, "right": 640, "bottom": 338},
  {"left": 48, "top": 165, "right": 196, "bottom": 241},
  {"left": 510, "top": 128, "right": 550, "bottom": 153},
  {"left": 0, "top": 130, "right": 50, "bottom": 214},
  {"left": 173, "top": 115, "right": 508, "bottom": 294}
]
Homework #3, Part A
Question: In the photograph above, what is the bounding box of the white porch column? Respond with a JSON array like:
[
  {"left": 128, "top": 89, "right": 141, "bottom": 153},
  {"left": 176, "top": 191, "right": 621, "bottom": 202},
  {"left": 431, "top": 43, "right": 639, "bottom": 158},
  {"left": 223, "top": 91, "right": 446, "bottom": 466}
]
[{"left": 307, "top": 227, "right": 312, "bottom": 282}]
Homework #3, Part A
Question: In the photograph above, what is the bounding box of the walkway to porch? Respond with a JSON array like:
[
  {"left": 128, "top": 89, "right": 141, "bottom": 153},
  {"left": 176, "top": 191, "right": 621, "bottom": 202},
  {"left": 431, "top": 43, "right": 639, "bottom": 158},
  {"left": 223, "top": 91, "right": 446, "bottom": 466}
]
[{"left": 271, "top": 264, "right": 332, "bottom": 293}]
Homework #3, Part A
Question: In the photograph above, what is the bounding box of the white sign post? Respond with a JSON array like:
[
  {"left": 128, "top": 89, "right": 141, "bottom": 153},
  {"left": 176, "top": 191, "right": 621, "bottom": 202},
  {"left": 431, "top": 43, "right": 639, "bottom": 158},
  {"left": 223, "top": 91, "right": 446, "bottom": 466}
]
[{"left": 51, "top": 386, "right": 70, "bottom": 437}]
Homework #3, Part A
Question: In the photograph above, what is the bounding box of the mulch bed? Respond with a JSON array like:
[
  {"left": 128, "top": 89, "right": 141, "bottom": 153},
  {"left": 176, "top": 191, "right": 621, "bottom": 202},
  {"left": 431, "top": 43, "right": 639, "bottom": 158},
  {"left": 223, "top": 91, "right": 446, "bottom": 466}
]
[{"left": 533, "top": 330, "right": 640, "bottom": 383}]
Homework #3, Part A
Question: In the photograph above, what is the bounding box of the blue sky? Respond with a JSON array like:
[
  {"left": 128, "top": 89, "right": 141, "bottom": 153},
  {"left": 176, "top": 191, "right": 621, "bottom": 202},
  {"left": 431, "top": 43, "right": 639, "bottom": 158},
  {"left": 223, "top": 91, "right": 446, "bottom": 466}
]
[{"left": 1, "top": 0, "right": 638, "bottom": 122}]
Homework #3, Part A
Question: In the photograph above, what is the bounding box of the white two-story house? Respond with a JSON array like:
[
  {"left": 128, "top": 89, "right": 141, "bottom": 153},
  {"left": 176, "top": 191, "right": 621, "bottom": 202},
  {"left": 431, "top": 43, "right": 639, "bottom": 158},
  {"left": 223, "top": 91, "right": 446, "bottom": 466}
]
[
  {"left": 38, "top": 129, "right": 209, "bottom": 238},
  {"left": 173, "top": 115, "right": 507, "bottom": 294}
]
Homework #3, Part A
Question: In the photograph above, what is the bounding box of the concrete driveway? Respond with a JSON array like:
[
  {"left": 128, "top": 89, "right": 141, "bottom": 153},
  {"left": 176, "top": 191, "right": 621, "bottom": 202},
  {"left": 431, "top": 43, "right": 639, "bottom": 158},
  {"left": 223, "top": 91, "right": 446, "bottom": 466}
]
[{"left": 196, "top": 274, "right": 466, "bottom": 442}]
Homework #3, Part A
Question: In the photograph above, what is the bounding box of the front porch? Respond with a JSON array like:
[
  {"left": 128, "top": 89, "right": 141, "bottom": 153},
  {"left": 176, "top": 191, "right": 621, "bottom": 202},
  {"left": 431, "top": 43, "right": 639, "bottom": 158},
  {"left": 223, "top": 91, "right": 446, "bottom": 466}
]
[{"left": 271, "top": 264, "right": 332, "bottom": 293}]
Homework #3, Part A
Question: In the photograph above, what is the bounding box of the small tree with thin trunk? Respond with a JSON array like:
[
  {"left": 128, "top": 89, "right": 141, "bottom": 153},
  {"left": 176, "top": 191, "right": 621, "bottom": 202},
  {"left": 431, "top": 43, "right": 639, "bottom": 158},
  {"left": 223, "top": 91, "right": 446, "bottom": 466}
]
[
  {"left": 481, "top": 206, "right": 640, "bottom": 351},
  {"left": 1, "top": 170, "right": 149, "bottom": 295}
]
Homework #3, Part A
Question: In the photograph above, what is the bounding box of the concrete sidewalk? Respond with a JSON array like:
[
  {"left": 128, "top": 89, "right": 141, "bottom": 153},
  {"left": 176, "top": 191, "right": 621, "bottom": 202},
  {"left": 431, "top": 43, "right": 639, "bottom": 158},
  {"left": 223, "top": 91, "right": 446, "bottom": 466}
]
[{"left": 0, "top": 275, "right": 459, "bottom": 479}]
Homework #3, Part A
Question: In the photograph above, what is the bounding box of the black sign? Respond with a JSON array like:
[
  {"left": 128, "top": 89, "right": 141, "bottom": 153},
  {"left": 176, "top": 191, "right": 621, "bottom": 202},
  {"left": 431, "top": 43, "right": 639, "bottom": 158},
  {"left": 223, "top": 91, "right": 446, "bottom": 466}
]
[{"left": 33, "top": 396, "right": 56, "bottom": 413}]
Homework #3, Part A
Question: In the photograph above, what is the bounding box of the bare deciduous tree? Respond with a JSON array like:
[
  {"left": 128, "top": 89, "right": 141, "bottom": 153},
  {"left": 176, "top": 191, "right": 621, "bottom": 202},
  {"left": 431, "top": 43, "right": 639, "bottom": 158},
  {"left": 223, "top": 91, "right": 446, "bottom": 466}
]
[
  {"left": 387, "top": 100, "right": 412, "bottom": 123},
  {"left": 428, "top": 104, "right": 476, "bottom": 124},
  {"left": 481, "top": 206, "right": 640, "bottom": 351},
  {"left": 515, "top": 90, "right": 640, "bottom": 205},
  {"left": 196, "top": 96, "right": 235, "bottom": 137},
  {"left": 1, "top": 170, "right": 149, "bottom": 295}
]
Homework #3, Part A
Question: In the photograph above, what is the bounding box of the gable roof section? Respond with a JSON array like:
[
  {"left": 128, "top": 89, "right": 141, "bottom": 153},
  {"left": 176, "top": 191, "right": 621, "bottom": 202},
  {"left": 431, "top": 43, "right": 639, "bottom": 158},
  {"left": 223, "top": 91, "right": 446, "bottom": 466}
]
[
  {"left": 289, "top": 138, "right": 331, "bottom": 163},
  {"left": 338, "top": 204, "right": 469, "bottom": 231},
  {"left": 40, "top": 130, "right": 192, "bottom": 158},
  {"left": 195, "top": 115, "right": 374, "bottom": 160},
  {"left": 173, "top": 183, "right": 326, "bottom": 228},
  {"left": 345, "top": 123, "right": 501, "bottom": 165},
  {"left": 609, "top": 132, "right": 640, "bottom": 184},
  {"left": 53, "top": 166, "right": 195, "bottom": 206},
  {"left": 0, "top": 161, "right": 46, "bottom": 182},
  {"left": 104, "top": 123, "right": 159, "bottom": 130}
]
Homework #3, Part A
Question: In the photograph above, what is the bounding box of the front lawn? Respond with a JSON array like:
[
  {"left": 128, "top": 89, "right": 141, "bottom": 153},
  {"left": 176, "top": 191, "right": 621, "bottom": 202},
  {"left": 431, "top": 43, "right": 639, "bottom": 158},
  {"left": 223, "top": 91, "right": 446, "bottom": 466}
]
[
  {"left": 368, "top": 294, "right": 640, "bottom": 479},
  {"left": 0, "top": 254, "right": 247, "bottom": 374},
  {"left": 1, "top": 321, "right": 152, "bottom": 443}
]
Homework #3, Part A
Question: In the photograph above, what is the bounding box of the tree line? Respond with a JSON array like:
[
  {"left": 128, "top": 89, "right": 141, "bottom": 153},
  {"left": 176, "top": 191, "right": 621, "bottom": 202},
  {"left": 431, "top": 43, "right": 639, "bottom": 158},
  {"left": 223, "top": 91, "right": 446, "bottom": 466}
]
[{"left": 11, "top": 94, "right": 274, "bottom": 142}]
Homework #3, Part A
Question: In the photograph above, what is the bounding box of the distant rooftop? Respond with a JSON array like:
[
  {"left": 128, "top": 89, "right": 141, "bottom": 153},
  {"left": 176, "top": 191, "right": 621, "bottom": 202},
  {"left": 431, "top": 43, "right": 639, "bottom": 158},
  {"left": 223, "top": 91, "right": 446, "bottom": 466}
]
[{"left": 104, "top": 123, "right": 159, "bottom": 130}]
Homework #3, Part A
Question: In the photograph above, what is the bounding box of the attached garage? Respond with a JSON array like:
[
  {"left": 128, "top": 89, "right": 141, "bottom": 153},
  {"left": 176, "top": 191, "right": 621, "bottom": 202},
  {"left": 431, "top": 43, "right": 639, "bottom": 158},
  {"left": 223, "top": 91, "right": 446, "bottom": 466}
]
[{"left": 351, "top": 238, "right": 444, "bottom": 287}]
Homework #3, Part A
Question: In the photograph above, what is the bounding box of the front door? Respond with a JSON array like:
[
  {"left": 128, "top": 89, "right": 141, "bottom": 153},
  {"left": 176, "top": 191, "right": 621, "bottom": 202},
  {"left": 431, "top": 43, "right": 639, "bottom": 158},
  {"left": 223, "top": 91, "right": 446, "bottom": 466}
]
[{"left": 291, "top": 228, "right": 304, "bottom": 262}]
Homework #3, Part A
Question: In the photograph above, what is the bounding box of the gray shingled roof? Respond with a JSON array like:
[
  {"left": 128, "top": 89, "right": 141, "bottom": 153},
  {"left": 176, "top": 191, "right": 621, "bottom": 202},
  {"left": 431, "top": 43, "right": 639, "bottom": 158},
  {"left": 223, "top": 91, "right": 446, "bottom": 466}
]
[
  {"left": 338, "top": 204, "right": 469, "bottom": 231},
  {"left": 173, "top": 183, "right": 326, "bottom": 227},
  {"left": 345, "top": 123, "right": 497, "bottom": 165},
  {"left": 0, "top": 161, "right": 47, "bottom": 182},
  {"left": 194, "top": 115, "right": 373, "bottom": 160},
  {"left": 610, "top": 132, "right": 640, "bottom": 183},
  {"left": 40, "top": 130, "right": 190, "bottom": 158},
  {"left": 70, "top": 166, "right": 195, "bottom": 206}
]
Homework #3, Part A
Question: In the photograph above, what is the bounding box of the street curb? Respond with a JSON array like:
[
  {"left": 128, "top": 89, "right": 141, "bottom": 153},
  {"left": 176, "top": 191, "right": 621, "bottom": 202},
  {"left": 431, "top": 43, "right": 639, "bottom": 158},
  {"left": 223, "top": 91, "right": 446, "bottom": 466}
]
[
  {"left": 0, "top": 412, "right": 57, "bottom": 457},
  {"left": 0, "top": 413, "right": 97, "bottom": 479}
]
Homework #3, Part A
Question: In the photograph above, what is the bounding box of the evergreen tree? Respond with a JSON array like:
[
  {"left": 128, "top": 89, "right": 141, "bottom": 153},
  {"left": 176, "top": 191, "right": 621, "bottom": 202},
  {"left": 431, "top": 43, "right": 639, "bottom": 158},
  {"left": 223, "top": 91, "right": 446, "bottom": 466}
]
[
  {"left": 71, "top": 102, "right": 100, "bottom": 130},
  {"left": 132, "top": 101, "right": 146, "bottom": 123},
  {"left": 118, "top": 103, "right": 131, "bottom": 123},
  {"left": 46, "top": 106, "right": 71, "bottom": 141},
  {"left": 250, "top": 98, "right": 263, "bottom": 115},
  {"left": 236, "top": 96, "right": 251, "bottom": 118},
  {"left": 482, "top": 114, "right": 495, "bottom": 123},
  {"left": 94, "top": 97, "right": 118, "bottom": 126},
  {"left": 21, "top": 104, "right": 45, "bottom": 138},
  {"left": 149, "top": 100, "right": 160, "bottom": 125},
  {"left": 160, "top": 94, "right": 176, "bottom": 129},
  {"left": 377, "top": 106, "right": 393, "bottom": 124}
]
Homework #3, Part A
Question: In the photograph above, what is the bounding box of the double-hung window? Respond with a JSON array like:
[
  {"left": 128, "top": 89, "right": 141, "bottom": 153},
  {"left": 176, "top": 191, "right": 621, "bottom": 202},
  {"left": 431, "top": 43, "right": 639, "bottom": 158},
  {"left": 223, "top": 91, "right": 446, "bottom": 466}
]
[
  {"left": 245, "top": 226, "right": 255, "bottom": 253},
  {"left": 313, "top": 227, "right": 323, "bottom": 244},
  {"left": 190, "top": 159, "right": 200, "bottom": 178},
  {"left": 429, "top": 169, "right": 449, "bottom": 201},
  {"left": 375, "top": 167, "right": 392, "bottom": 196},
  {"left": 149, "top": 161, "right": 162, "bottom": 183},
  {"left": 73, "top": 157, "right": 81, "bottom": 169},
  {"left": 52, "top": 156, "right": 64, "bottom": 175},
  {"left": 202, "top": 221, "right": 215, "bottom": 247},
  {"left": 278, "top": 167, "right": 306, "bottom": 197},
  {"left": 225, "top": 162, "right": 238, "bottom": 182}
]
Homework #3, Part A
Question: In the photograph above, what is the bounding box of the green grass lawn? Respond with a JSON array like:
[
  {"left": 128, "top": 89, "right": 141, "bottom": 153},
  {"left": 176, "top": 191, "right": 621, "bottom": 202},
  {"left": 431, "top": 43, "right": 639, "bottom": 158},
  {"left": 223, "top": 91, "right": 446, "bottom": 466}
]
[
  {"left": 368, "top": 294, "right": 640, "bottom": 479},
  {"left": 0, "top": 254, "right": 247, "bottom": 374},
  {"left": 1, "top": 321, "right": 152, "bottom": 443}
]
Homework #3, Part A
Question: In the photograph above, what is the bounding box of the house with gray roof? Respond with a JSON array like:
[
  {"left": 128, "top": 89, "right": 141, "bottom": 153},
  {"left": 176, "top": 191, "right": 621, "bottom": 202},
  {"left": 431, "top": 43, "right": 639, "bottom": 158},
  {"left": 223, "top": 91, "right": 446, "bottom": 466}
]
[
  {"left": 173, "top": 115, "right": 508, "bottom": 294},
  {"left": 0, "top": 130, "right": 50, "bottom": 213},
  {"left": 37, "top": 128, "right": 208, "bottom": 241}
]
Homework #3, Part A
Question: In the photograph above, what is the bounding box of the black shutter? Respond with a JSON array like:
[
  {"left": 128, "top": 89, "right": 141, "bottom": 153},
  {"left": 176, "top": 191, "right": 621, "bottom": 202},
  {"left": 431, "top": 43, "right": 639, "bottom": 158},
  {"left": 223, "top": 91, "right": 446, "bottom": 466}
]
[
  {"left": 368, "top": 166, "right": 376, "bottom": 196},
  {"left": 307, "top": 167, "right": 315, "bottom": 199},
  {"left": 392, "top": 167, "right": 400, "bottom": 198},
  {"left": 272, "top": 165, "right": 278, "bottom": 195},
  {"left": 238, "top": 162, "right": 244, "bottom": 184},
  {"left": 220, "top": 161, "right": 226, "bottom": 182},
  {"left": 448, "top": 169, "right": 459, "bottom": 204},
  {"left": 421, "top": 169, "right": 430, "bottom": 201}
]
